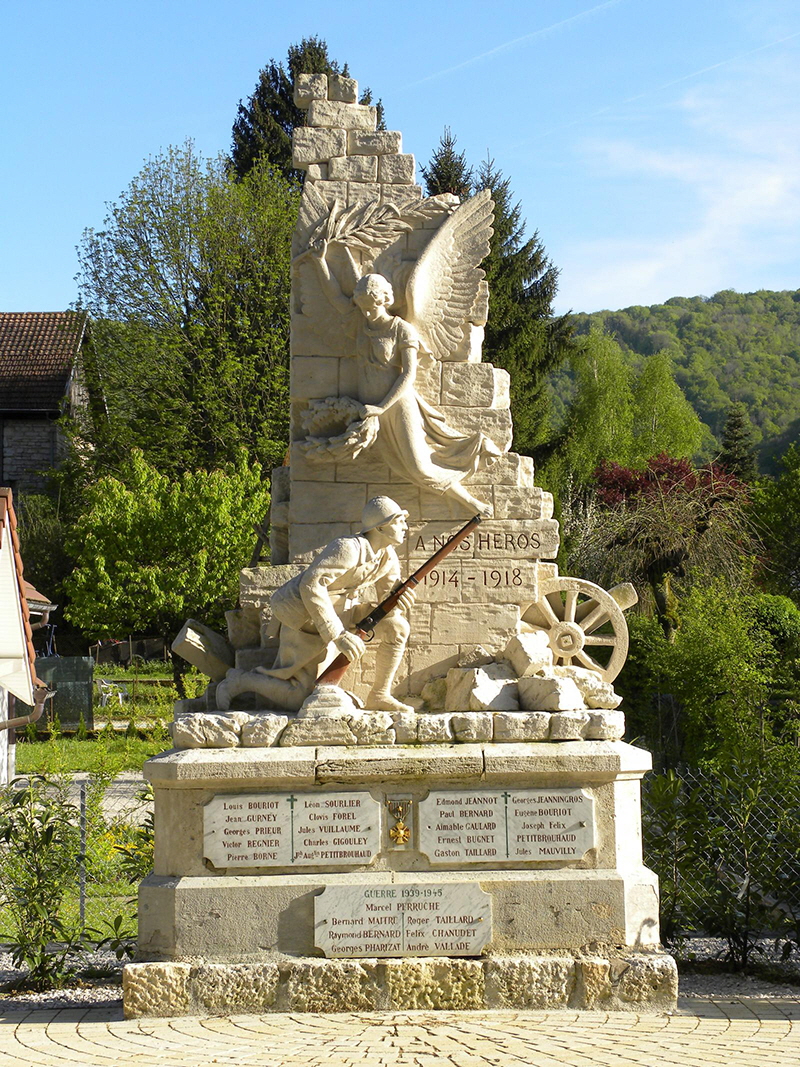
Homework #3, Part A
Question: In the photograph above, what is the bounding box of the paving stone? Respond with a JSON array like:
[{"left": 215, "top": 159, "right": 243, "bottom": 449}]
[{"left": 2, "top": 996, "right": 798, "bottom": 1065}]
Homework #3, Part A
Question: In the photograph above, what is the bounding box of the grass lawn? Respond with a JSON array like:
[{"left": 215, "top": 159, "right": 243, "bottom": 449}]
[
  {"left": 15, "top": 734, "right": 170, "bottom": 775},
  {"left": 13, "top": 664, "right": 206, "bottom": 775}
]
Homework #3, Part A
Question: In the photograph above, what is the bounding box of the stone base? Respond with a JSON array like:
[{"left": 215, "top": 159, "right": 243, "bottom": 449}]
[
  {"left": 137, "top": 742, "right": 670, "bottom": 1017},
  {"left": 123, "top": 951, "right": 677, "bottom": 1017},
  {"left": 138, "top": 868, "right": 661, "bottom": 961}
]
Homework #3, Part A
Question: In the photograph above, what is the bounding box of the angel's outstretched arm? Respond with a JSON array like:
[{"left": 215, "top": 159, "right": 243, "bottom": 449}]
[{"left": 302, "top": 241, "right": 359, "bottom": 317}]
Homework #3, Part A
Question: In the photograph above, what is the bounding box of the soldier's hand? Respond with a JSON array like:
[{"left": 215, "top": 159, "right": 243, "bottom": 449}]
[{"left": 333, "top": 631, "right": 366, "bottom": 662}]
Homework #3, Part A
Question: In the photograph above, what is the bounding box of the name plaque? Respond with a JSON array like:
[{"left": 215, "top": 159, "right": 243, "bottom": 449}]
[
  {"left": 418, "top": 788, "right": 594, "bottom": 863},
  {"left": 204, "top": 791, "right": 381, "bottom": 868},
  {"left": 314, "top": 883, "right": 492, "bottom": 957}
]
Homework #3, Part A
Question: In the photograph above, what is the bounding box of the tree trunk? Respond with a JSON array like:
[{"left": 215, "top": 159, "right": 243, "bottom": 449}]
[{"left": 650, "top": 570, "right": 678, "bottom": 642}]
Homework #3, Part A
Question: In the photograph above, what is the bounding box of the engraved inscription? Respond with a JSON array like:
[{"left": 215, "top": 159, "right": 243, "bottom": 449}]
[
  {"left": 413, "top": 561, "right": 537, "bottom": 603},
  {"left": 408, "top": 520, "right": 560, "bottom": 561},
  {"left": 315, "top": 883, "right": 492, "bottom": 957},
  {"left": 204, "top": 791, "right": 381, "bottom": 868},
  {"left": 418, "top": 788, "right": 595, "bottom": 863}
]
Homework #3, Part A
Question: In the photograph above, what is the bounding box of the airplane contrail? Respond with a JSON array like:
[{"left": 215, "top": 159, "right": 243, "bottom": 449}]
[
  {"left": 404, "top": 0, "right": 625, "bottom": 89},
  {"left": 529, "top": 28, "right": 800, "bottom": 142}
]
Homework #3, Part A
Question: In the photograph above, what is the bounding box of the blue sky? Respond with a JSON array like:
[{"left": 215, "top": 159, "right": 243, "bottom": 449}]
[{"left": 2, "top": 0, "right": 799, "bottom": 315}]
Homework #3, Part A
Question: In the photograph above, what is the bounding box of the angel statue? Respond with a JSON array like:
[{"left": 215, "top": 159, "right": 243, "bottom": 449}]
[{"left": 295, "top": 188, "right": 502, "bottom": 517}]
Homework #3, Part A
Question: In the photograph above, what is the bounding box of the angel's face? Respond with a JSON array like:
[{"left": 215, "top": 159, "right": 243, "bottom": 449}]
[
  {"left": 354, "top": 276, "right": 393, "bottom": 322},
  {"left": 354, "top": 289, "right": 385, "bottom": 321}
]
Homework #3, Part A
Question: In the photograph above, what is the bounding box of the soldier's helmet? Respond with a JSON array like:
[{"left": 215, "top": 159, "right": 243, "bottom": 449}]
[{"left": 361, "top": 496, "right": 409, "bottom": 532}]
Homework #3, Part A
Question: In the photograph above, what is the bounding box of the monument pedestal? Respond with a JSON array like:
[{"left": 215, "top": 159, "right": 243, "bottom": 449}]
[{"left": 124, "top": 741, "right": 676, "bottom": 1016}]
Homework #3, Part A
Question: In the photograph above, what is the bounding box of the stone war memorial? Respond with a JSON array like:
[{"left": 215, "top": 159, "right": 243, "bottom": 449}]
[{"left": 123, "top": 72, "right": 677, "bottom": 1018}]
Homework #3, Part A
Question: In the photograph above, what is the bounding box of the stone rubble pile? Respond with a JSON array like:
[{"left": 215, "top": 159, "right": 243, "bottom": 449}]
[{"left": 172, "top": 622, "right": 625, "bottom": 750}]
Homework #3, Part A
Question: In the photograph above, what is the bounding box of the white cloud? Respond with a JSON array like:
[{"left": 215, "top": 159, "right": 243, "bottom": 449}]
[{"left": 555, "top": 46, "right": 800, "bottom": 311}]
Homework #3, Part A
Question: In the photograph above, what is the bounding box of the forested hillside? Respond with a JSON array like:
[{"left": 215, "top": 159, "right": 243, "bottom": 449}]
[{"left": 567, "top": 288, "right": 800, "bottom": 471}]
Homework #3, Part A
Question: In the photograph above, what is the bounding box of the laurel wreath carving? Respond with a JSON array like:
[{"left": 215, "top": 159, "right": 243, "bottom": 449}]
[
  {"left": 297, "top": 396, "right": 380, "bottom": 463},
  {"left": 302, "top": 195, "right": 455, "bottom": 259}
]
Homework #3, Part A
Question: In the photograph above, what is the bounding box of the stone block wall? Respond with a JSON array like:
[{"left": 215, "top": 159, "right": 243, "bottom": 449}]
[
  {"left": 252, "top": 72, "right": 560, "bottom": 703},
  {"left": 0, "top": 417, "right": 61, "bottom": 493}
]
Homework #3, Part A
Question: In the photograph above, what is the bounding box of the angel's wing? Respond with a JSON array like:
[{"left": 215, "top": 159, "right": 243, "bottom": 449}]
[{"left": 404, "top": 188, "right": 494, "bottom": 361}]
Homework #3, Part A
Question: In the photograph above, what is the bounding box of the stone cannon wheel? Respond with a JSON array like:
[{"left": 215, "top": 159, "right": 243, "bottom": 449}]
[{"left": 522, "top": 577, "right": 638, "bottom": 683}]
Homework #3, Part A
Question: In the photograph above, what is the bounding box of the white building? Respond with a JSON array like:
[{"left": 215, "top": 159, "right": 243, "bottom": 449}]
[{"left": 0, "top": 487, "right": 48, "bottom": 783}]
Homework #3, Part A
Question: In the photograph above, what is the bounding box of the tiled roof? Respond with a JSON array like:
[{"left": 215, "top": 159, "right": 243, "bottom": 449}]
[
  {"left": 22, "top": 579, "right": 57, "bottom": 613},
  {"left": 0, "top": 311, "right": 87, "bottom": 412}
]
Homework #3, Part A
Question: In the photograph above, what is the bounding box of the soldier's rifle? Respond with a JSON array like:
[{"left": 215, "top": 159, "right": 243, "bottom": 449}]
[{"left": 317, "top": 513, "right": 483, "bottom": 687}]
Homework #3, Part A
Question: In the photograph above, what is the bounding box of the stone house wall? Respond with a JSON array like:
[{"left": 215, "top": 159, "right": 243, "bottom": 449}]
[{"left": 0, "top": 417, "right": 62, "bottom": 494}]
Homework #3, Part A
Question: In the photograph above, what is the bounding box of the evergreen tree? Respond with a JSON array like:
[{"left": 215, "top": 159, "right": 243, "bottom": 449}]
[
  {"left": 476, "top": 158, "right": 575, "bottom": 454},
  {"left": 718, "top": 401, "right": 757, "bottom": 480},
  {"left": 421, "top": 127, "right": 473, "bottom": 198},
  {"left": 231, "top": 37, "right": 384, "bottom": 181}
]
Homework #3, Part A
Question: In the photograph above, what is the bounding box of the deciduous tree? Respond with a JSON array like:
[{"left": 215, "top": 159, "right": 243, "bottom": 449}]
[
  {"left": 75, "top": 142, "right": 298, "bottom": 475},
  {"left": 752, "top": 443, "right": 800, "bottom": 602},
  {"left": 630, "top": 351, "right": 709, "bottom": 466},
  {"left": 64, "top": 451, "right": 270, "bottom": 684},
  {"left": 577, "top": 456, "right": 755, "bottom": 640},
  {"left": 552, "top": 328, "right": 635, "bottom": 483}
]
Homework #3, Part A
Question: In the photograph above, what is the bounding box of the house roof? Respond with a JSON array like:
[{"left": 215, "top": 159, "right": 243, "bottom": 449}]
[
  {"left": 0, "top": 311, "right": 88, "bottom": 412},
  {"left": 22, "top": 579, "right": 57, "bottom": 616}
]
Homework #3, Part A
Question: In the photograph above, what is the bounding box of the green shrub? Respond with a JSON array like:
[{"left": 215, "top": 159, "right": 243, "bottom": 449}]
[{"left": 0, "top": 776, "right": 83, "bottom": 989}]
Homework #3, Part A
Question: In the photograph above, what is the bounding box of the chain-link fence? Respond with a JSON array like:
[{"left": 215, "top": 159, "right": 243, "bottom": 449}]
[
  {"left": 642, "top": 764, "right": 800, "bottom": 961},
  {"left": 0, "top": 774, "right": 153, "bottom": 945},
  {"left": 68, "top": 776, "right": 153, "bottom": 934},
  {"left": 3, "top": 766, "right": 798, "bottom": 970},
  {"left": 70, "top": 767, "right": 800, "bottom": 949}
]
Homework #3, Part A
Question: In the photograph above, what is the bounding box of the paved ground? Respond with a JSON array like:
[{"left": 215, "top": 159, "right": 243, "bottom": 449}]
[{"left": 1, "top": 997, "right": 798, "bottom": 1066}]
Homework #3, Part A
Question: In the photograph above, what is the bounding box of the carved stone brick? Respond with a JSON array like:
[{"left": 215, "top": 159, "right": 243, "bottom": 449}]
[
  {"left": 378, "top": 153, "right": 416, "bottom": 183},
  {"left": 307, "top": 100, "right": 377, "bottom": 130},
  {"left": 292, "top": 127, "right": 347, "bottom": 167},
  {"left": 349, "top": 130, "right": 402, "bottom": 155}
]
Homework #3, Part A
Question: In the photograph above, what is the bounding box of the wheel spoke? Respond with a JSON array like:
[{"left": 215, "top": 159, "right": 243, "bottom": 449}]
[
  {"left": 579, "top": 603, "right": 608, "bottom": 634},
  {"left": 563, "top": 589, "right": 578, "bottom": 623},
  {"left": 538, "top": 596, "right": 561, "bottom": 627},
  {"left": 584, "top": 634, "right": 617, "bottom": 646},
  {"left": 576, "top": 649, "right": 604, "bottom": 672}
]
